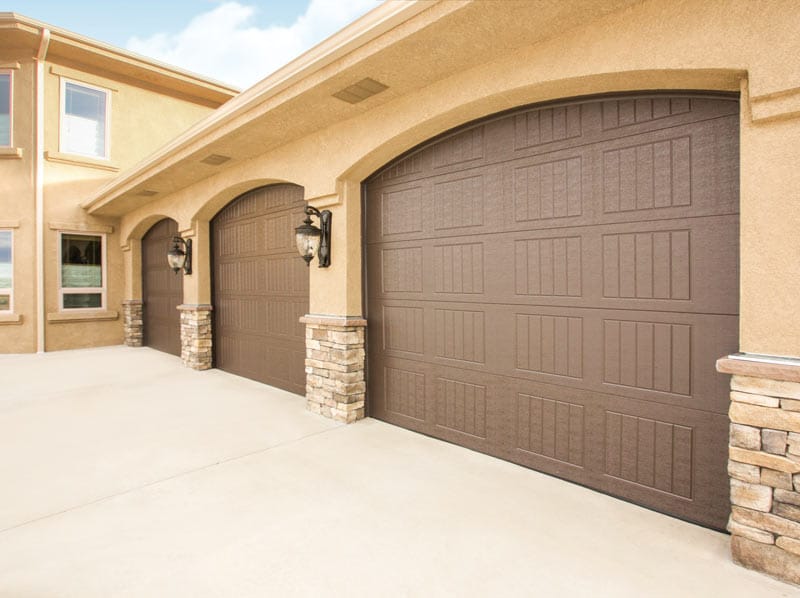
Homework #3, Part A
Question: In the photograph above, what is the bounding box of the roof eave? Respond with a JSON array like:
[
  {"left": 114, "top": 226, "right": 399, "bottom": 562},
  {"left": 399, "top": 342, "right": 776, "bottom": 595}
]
[
  {"left": 0, "top": 12, "right": 240, "bottom": 101},
  {"left": 82, "top": 0, "right": 440, "bottom": 214}
]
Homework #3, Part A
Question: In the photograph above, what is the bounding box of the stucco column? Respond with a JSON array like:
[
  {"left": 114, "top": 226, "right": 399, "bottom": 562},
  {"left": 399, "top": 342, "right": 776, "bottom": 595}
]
[
  {"left": 121, "top": 239, "right": 143, "bottom": 346},
  {"left": 181, "top": 220, "right": 211, "bottom": 305},
  {"left": 303, "top": 180, "right": 366, "bottom": 422},
  {"left": 178, "top": 221, "right": 213, "bottom": 370},
  {"left": 307, "top": 180, "right": 362, "bottom": 317}
]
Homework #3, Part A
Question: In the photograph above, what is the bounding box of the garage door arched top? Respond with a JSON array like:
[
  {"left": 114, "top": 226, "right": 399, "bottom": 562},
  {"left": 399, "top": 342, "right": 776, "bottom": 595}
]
[{"left": 364, "top": 93, "right": 739, "bottom": 530}]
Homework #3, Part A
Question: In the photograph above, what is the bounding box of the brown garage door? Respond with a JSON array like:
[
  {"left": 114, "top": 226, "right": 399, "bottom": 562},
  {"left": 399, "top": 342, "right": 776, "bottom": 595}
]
[
  {"left": 365, "top": 94, "right": 739, "bottom": 530},
  {"left": 212, "top": 184, "right": 308, "bottom": 394},
  {"left": 142, "top": 218, "right": 183, "bottom": 356}
]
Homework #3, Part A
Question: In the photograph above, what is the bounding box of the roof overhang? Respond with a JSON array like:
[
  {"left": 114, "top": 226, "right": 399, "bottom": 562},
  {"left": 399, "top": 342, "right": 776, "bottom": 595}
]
[
  {"left": 82, "top": 0, "right": 641, "bottom": 217},
  {"left": 0, "top": 12, "right": 239, "bottom": 107}
]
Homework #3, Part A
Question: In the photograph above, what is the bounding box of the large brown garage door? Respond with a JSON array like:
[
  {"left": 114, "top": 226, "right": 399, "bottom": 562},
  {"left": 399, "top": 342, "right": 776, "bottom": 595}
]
[
  {"left": 142, "top": 218, "right": 183, "bottom": 356},
  {"left": 212, "top": 184, "right": 308, "bottom": 394},
  {"left": 365, "top": 94, "right": 739, "bottom": 530}
]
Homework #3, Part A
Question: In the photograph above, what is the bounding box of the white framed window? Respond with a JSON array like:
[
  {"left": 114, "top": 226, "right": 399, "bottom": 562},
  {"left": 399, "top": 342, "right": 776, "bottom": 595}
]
[
  {"left": 0, "top": 230, "right": 12, "bottom": 312},
  {"left": 60, "top": 78, "right": 110, "bottom": 159},
  {"left": 0, "top": 71, "right": 11, "bottom": 147},
  {"left": 59, "top": 232, "right": 106, "bottom": 310}
]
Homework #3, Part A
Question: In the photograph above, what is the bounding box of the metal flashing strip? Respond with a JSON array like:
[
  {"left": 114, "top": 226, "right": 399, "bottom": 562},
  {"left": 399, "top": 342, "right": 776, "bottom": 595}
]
[{"left": 728, "top": 352, "right": 800, "bottom": 367}]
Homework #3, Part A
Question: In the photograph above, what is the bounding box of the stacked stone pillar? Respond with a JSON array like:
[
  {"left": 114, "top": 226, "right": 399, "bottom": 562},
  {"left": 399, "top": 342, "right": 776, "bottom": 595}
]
[
  {"left": 717, "top": 357, "right": 800, "bottom": 585},
  {"left": 178, "top": 304, "right": 213, "bottom": 370},
  {"left": 122, "top": 299, "right": 143, "bottom": 347},
  {"left": 301, "top": 314, "right": 366, "bottom": 423}
]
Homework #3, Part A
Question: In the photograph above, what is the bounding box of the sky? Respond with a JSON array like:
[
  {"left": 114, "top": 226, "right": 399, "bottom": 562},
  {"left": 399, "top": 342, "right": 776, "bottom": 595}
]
[{"left": 6, "top": 1, "right": 379, "bottom": 88}]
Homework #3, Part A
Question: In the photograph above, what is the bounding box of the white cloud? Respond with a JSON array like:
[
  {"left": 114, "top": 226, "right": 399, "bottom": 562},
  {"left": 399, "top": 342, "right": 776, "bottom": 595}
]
[{"left": 126, "top": 0, "right": 378, "bottom": 89}]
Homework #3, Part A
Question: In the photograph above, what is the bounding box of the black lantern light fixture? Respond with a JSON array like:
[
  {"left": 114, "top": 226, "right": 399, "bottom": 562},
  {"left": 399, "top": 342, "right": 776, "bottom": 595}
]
[
  {"left": 295, "top": 206, "right": 331, "bottom": 267},
  {"left": 167, "top": 236, "right": 192, "bottom": 275}
]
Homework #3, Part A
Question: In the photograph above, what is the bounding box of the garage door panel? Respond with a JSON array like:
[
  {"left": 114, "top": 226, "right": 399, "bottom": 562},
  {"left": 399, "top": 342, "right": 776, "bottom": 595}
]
[
  {"left": 367, "top": 94, "right": 738, "bottom": 530},
  {"left": 434, "top": 375, "right": 490, "bottom": 441},
  {"left": 213, "top": 184, "right": 308, "bottom": 395},
  {"left": 370, "top": 178, "right": 507, "bottom": 245},
  {"left": 374, "top": 357, "right": 508, "bottom": 453},
  {"left": 595, "top": 396, "right": 730, "bottom": 529},
  {"left": 596, "top": 215, "right": 739, "bottom": 314},
  {"left": 504, "top": 380, "right": 729, "bottom": 528},
  {"left": 374, "top": 299, "right": 736, "bottom": 414},
  {"left": 513, "top": 388, "right": 589, "bottom": 470},
  {"left": 591, "top": 117, "right": 739, "bottom": 222},
  {"left": 598, "top": 311, "right": 737, "bottom": 413},
  {"left": 370, "top": 218, "right": 736, "bottom": 316},
  {"left": 505, "top": 307, "right": 735, "bottom": 413}
]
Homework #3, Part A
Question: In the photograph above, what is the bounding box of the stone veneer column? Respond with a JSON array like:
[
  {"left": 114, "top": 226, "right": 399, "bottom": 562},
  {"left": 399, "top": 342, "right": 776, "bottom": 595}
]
[
  {"left": 301, "top": 314, "right": 366, "bottom": 423},
  {"left": 178, "top": 304, "right": 213, "bottom": 370},
  {"left": 717, "top": 356, "right": 800, "bottom": 586},
  {"left": 122, "top": 299, "right": 143, "bottom": 347}
]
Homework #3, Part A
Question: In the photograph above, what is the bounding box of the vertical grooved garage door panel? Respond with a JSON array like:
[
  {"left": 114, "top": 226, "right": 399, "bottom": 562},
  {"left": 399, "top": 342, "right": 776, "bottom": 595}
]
[
  {"left": 365, "top": 94, "right": 739, "bottom": 530},
  {"left": 142, "top": 218, "right": 182, "bottom": 356},
  {"left": 212, "top": 184, "right": 308, "bottom": 395}
]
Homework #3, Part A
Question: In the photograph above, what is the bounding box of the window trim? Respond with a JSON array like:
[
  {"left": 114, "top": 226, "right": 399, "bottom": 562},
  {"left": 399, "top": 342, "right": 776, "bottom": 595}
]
[
  {"left": 0, "top": 70, "right": 12, "bottom": 148},
  {"left": 0, "top": 229, "right": 12, "bottom": 313},
  {"left": 59, "top": 77, "right": 111, "bottom": 160},
  {"left": 57, "top": 230, "right": 107, "bottom": 311}
]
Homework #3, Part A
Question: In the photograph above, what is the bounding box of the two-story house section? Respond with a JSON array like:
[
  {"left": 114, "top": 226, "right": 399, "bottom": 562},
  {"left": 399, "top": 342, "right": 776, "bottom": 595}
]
[{"left": 0, "top": 13, "right": 238, "bottom": 353}]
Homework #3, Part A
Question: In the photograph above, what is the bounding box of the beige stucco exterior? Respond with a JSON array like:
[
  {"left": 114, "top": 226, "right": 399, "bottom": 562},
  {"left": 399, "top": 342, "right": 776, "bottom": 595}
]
[
  {"left": 0, "top": 13, "right": 237, "bottom": 353},
  {"left": 4, "top": 0, "right": 800, "bottom": 585},
  {"left": 84, "top": 0, "right": 800, "bottom": 360}
]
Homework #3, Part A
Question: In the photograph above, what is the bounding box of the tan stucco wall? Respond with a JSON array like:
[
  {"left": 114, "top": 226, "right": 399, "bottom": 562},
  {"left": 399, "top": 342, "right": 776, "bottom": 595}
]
[
  {"left": 41, "top": 61, "right": 218, "bottom": 351},
  {"left": 739, "top": 83, "right": 800, "bottom": 358},
  {"left": 0, "top": 49, "right": 229, "bottom": 352},
  {"left": 98, "top": 0, "right": 800, "bottom": 358},
  {"left": 0, "top": 56, "right": 36, "bottom": 352}
]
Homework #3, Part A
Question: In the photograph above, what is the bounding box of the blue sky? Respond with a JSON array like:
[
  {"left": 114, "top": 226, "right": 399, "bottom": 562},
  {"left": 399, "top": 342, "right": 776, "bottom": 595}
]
[{"left": 6, "top": 1, "right": 378, "bottom": 88}]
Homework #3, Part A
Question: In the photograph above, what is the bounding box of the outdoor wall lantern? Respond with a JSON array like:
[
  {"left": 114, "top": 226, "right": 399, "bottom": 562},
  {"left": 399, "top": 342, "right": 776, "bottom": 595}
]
[
  {"left": 167, "top": 236, "right": 192, "bottom": 275},
  {"left": 295, "top": 206, "right": 331, "bottom": 267}
]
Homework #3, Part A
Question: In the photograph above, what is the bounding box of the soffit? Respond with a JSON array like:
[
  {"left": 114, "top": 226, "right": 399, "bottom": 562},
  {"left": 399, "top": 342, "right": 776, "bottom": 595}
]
[{"left": 85, "top": 0, "right": 641, "bottom": 217}]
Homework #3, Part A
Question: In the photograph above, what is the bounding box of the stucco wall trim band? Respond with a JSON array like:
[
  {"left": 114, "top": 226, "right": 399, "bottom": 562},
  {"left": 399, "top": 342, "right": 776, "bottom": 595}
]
[
  {"left": 44, "top": 151, "right": 120, "bottom": 172},
  {"left": 750, "top": 87, "right": 800, "bottom": 123},
  {"left": 0, "top": 147, "right": 22, "bottom": 159},
  {"left": 48, "top": 65, "right": 120, "bottom": 92},
  {"left": 49, "top": 221, "right": 114, "bottom": 234},
  {"left": 47, "top": 310, "right": 119, "bottom": 323}
]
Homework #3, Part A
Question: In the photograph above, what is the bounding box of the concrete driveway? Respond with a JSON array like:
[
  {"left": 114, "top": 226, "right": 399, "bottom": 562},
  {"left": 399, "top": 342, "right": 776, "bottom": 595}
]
[{"left": 0, "top": 346, "right": 795, "bottom": 597}]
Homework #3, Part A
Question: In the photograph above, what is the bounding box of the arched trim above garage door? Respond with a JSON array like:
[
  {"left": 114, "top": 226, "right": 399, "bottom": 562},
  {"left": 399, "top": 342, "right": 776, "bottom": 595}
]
[
  {"left": 211, "top": 183, "right": 309, "bottom": 394},
  {"left": 363, "top": 92, "right": 740, "bottom": 530}
]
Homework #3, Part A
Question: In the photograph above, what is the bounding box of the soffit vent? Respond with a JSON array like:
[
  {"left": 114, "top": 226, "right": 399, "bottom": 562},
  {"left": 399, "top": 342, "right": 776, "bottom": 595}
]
[
  {"left": 333, "top": 78, "right": 388, "bottom": 104},
  {"left": 201, "top": 153, "right": 231, "bottom": 166},
  {"left": 136, "top": 189, "right": 158, "bottom": 197}
]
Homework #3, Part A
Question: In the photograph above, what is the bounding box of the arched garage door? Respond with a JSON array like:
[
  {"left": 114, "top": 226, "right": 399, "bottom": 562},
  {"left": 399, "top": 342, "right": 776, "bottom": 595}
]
[
  {"left": 212, "top": 184, "right": 308, "bottom": 394},
  {"left": 365, "top": 94, "right": 739, "bottom": 530},
  {"left": 142, "top": 218, "right": 183, "bottom": 356}
]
